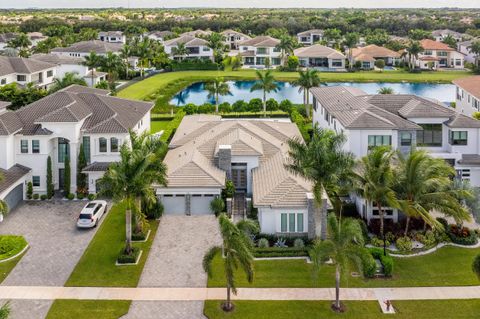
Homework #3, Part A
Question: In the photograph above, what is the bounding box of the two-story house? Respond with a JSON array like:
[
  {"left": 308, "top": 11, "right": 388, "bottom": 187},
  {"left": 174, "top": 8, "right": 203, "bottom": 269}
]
[
  {"left": 0, "top": 56, "right": 56, "bottom": 89},
  {"left": 145, "top": 31, "right": 175, "bottom": 44},
  {"left": 453, "top": 76, "right": 480, "bottom": 117},
  {"left": 432, "top": 29, "right": 465, "bottom": 43},
  {"left": 51, "top": 40, "right": 124, "bottom": 58},
  {"left": 238, "top": 36, "right": 281, "bottom": 68},
  {"left": 98, "top": 31, "right": 126, "bottom": 44},
  {"left": 350, "top": 44, "right": 401, "bottom": 69},
  {"left": 457, "top": 39, "right": 479, "bottom": 64},
  {"left": 297, "top": 29, "right": 324, "bottom": 46},
  {"left": 220, "top": 29, "right": 251, "bottom": 49},
  {"left": 163, "top": 35, "right": 214, "bottom": 61},
  {"left": 413, "top": 39, "right": 465, "bottom": 69},
  {"left": 0, "top": 85, "right": 152, "bottom": 212},
  {"left": 311, "top": 86, "right": 480, "bottom": 222}
]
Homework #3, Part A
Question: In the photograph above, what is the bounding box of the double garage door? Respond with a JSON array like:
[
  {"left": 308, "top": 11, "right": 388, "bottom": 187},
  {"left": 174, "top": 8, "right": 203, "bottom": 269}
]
[
  {"left": 2, "top": 183, "right": 24, "bottom": 213},
  {"left": 162, "top": 194, "right": 215, "bottom": 215}
]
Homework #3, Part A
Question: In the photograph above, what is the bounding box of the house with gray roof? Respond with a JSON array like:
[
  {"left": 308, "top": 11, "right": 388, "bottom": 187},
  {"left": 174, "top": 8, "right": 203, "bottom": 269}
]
[
  {"left": 145, "top": 31, "right": 175, "bottom": 43},
  {"left": 0, "top": 56, "right": 57, "bottom": 89},
  {"left": 432, "top": 29, "right": 466, "bottom": 43},
  {"left": 164, "top": 35, "right": 214, "bottom": 61},
  {"left": 297, "top": 29, "right": 324, "bottom": 45},
  {"left": 0, "top": 85, "right": 152, "bottom": 211},
  {"left": 51, "top": 40, "right": 124, "bottom": 58},
  {"left": 294, "top": 44, "right": 346, "bottom": 70},
  {"left": 312, "top": 86, "right": 480, "bottom": 222},
  {"left": 98, "top": 31, "right": 126, "bottom": 44},
  {"left": 238, "top": 36, "right": 282, "bottom": 68},
  {"left": 156, "top": 115, "right": 326, "bottom": 238},
  {"left": 221, "top": 29, "right": 251, "bottom": 49}
]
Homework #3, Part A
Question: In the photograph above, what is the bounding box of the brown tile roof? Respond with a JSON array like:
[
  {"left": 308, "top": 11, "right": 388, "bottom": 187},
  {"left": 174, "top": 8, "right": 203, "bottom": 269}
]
[
  {"left": 164, "top": 35, "right": 208, "bottom": 47},
  {"left": 238, "top": 36, "right": 280, "bottom": 47},
  {"left": 419, "top": 39, "right": 454, "bottom": 51},
  {"left": 452, "top": 76, "right": 480, "bottom": 101},
  {"left": 352, "top": 44, "right": 401, "bottom": 59},
  {"left": 0, "top": 164, "right": 30, "bottom": 195},
  {"left": 82, "top": 162, "right": 112, "bottom": 172},
  {"left": 294, "top": 44, "right": 345, "bottom": 59}
]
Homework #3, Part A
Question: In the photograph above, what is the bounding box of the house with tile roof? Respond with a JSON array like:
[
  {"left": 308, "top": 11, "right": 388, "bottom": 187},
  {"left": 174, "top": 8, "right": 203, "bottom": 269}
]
[
  {"left": 457, "top": 39, "right": 479, "bottom": 64},
  {"left": 311, "top": 86, "right": 480, "bottom": 222},
  {"left": 293, "top": 44, "right": 346, "bottom": 70},
  {"left": 0, "top": 85, "right": 152, "bottom": 211},
  {"left": 98, "top": 31, "right": 126, "bottom": 44},
  {"left": 453, "top": 76, "right": 480, "bottom": 117},
  {"left": 238, "top": 36, "right": 282, "bottom": 69},
  {"left": 221, "top": 29, "right": 251, "bottom": 49},
  {"left": 156, "top": 115, "right": 325, "bottom": 237},
  {"left": 297, "top": 29, "right": 324, "bottom": 46},
  {"left": 163, "top": 35, "right": 214, "bottom": 61},
  {"left": 0, "top": 56, "right": 57, "bottom": 89},
  {"left": 51, "top": 40, "right": 124, "bottom": 58},
  {"left": 144, "top": 31, "right": 175, "bottom": 43},
  {"left": 412, "top": 39, "right": 465, "bottom": 69},
  {"left": 432, "top": 29, "right": 466, "bottom": 43},
  {"left": 350, "top": 44, "right": 401, "bottom": 69}
]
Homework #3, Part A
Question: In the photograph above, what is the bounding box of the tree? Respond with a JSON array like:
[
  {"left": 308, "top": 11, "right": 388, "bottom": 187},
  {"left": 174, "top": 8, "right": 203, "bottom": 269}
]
[
  {"left": 101, "top": 52, "right": 122, "bottom": 93},
  {"left": 354, "top": 146, "right": 397, "bottom": 255},
  {"left": 442, "top": 35, "right": 457, "bottom": 49},
  {"left": 203, "top": 213, "right": 254, "bottom": 312},
  {"left": 78, "top": 28, "right": 98, "bottom": 41},
  {"left": 293, "top": 69, "right": 322, "bottom": 118},
  {"left": 98, "top": 131, "right": 168, "bottom": 254},
  {"left": 404, "top": 41, "right": 424, "bottom": 70},
  {"left": 64, "top": 156, "right": 71, "bottom": 195},
  {"left": 286, "top": 127, "right": 354, "bottom": 240},
  {"left": 473, "top": 254, "right": 480, "bottom": 280},
  {"left": 7, "top": 33, "right": 31, "bottom": 53},
  {"left": 276, "top": 34, "right": 296, "bottom": 66},
  {"left": 46, "top": 156, "right": 54, "bottom": 199},
  {"left": 323, "top": 28, "right": 342, "bottom": 48},
  {"left": 311, "top": 214, "right": 366, "bottom": 312},
  {"left": 378, "top": 87, "right": 394, "bottom": 94},
  {"left": 375, "top": 59, "right": 386, "bottom": 69},
  {"left": 0, "top": 173, "right": 8, "bottom": 217},
  {"left": 394, "top": 150, "right": 471, "bottom": 235},
  {"left": 408, "top": 29, "right": 432, "bottom": 41},
  {"left": 473, "top": 112, "right": 480, "bottom": 121},
  {"left": 250, "top": 70, "right": 278, "bottom": 117},
  {"left": 33, "top": 37, "right": 62, "bottom": 54},
  {"left": 468, "top": 41, "right": 480, "bottom": 69},
  {"left": 206, "top": 32, "right": 225, "bottom": 63},
  {"left": 135, "top": 37, "right": 154, "bottom": 78},
  {"left": 210, "top": 197, "right": 225, "bottom": 216},
  {"left": 83, "top": 51, "right": 100, "bottom": 87},
  {"left": 343, "top": 32, "right": 359, "bottom": 70},
  {"left": 49, "top": 72, "right": 87, "bottom": 93},
  {"left": 119, "top": 44, "right": 132, "bottom": 80},
  {"left": 77, "top": 143, "right": 88, "bottom": 194},
  {"left": 205, "top": 78, "right": 231, "bottom": 113},
  {"left": 172, "top": 43, "right": 189, "bottom": 61}
]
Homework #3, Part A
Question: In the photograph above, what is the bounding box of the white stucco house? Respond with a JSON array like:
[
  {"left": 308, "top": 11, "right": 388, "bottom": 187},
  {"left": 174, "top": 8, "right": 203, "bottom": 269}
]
[
  {"left": 221, "top": 29, "right": 251, "bottom": 49},
  {"left": 156, "top": 115, "right": 325, "bottom": 238},
  {"left": 98, "top": 31, "right": 126, "bottom": 44},
  {"left": 453, "top": 76, "right": 480, "bottom": 117},
  {"left": 432, "top": 29, "right": 465, "bottom": 43},
  {"left": 297, "top": 29, "right": 324, "bottom": 46},
  {"left": 0, "top": 56, "right": 57, "bottom": 89},
  {"left": 145, "top": 31, "right": 175, "bottom": 43},
  {"left": 412, "top": 39, "right": 465, "bottom": 69},
  {"left": 238, "top": 36, "right": 281, "bottom": 68},
  {"left": 51, "top": 40, "right": 124, "bottom": 58},
  {"left": 294, "top": 44, "right": 346, "bottom": 71},
  {"left": 0, "top": 85, "right": 152, "bottom": 212},
  {"left": 457, "top": 39, "right": 479, "bottom": 64},
  {"left": 311, "top": 86, "right": 480, "bottom": 222},
  {"left": 163, "top": 35, "right": 214, "bottom": 61}
]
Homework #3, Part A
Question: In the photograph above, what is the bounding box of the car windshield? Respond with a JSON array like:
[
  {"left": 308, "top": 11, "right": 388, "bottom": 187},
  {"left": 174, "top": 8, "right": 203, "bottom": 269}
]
[
  {"left": 85, "top": 203, "right": 96, "bottom": 208},
  {"left": 79, "top": 214, "right": 92, "bottom": 220}
]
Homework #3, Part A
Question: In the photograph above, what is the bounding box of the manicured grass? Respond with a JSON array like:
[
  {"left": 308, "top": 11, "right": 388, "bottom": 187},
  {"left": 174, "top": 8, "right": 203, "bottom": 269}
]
[
  {"left": 204, "top": 299, "right": 480, "bottom": 319},
  {"left": 0, "top": 250, "right": 27, "bottom": 283},
  {"left": 208, "top": 246, "right": 480, "bottom": 288},
  {"left": 64, "top": 203, "right": 159, "bottom": 287},
  {"left": 0, "top": 235, "right": 27, "bottom": 260},
  {"left": 47, "top": 300, "right": 130, "bottom": 319},
  {"left": 151, "top": 120, "right": 172, "bottom": 134}
]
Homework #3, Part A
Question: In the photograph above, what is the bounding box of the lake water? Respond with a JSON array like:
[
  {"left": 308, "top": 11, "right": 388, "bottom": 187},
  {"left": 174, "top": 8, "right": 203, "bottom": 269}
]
[{"left": 170, "top": 80, "right": 456, "bottom": 106}]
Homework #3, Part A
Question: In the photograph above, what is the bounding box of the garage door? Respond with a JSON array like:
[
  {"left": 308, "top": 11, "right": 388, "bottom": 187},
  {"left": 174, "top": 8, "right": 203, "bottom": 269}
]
[
  {"left": 161, "top": 195, "right": 186, "bottom": 215},
  {"left": 3, "top": 183, "right": 24, "bottom": 213},
  {"left": 191, "top": 195, "right": 214, "bottom": 215}
]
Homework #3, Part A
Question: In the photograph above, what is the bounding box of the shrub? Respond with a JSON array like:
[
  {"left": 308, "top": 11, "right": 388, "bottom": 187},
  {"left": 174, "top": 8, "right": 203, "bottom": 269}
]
[
  {"left": 416, "top": 230, "right": 436, "bottom": 246},
  {"left": 361, "top": 249, "right": 377, "bottom": 278},
  {"left": 183, "top": 103, "right": 198, "bottom": 115},
  {"left": 222, "top": 180, "right": 235, "bottom": 198},
  {"left": 396, "top": 236, "right": 413, "bottom": 252},
  {"left": 232, "top": 100, "right": 248, "bottom": 112},
  {"left": 88, "top": 193, "right": 96, "bottom": 201},
  {"left": 293, "top": 238, "right": 305, "bottom": 248},
  {"left": 369, "top": 247, "right": 394, "bottom": 277},
  {"left": 279, "top": 99, "right": 294, "bottom": 112},
  {"left": 358, "top": 219, "right": 369, "bottom": 243},
  {"left": 0, "top": 235, "right": 27, "bottom": 259},
  {"left": 436, "top": 217, "right": 449, "bottom": 232},
  {"left": 27, "top": 182, "right": 33, "bottom": 200},
  {"left": 286, "top": 55, "right": 299, "bottom": 70},
  {"left": 266, "top": 98, "right": 279, "bottom": 112},
  {"left": 375, "top": 59, "right": 386, "bottom": 69},
  {"left": 257, "top": 233, "right": 312, "bottom": 247},
  {"left": 40, "top": 194, "right": 47, "bottom": 200},
  {"left": 33, "top": 193, "right": 39, "bottom": 200},
  {"left": 197, "top": 103, "right": 215, "bottom": 114},
  {"left": 218, "top": 102, "right": 232, "bottom": 113},
  {"left": 248, "top": 98, "right": 263, "bottom": 112},
  {"left": 448, "top": 225, "right": 478, "bottom": 245},
  {"left": 371, "top": 236, "right": 390, "bottom": 247},
  {"left": 132, "top": 232, "right": 147, "bottom": 241},
  {"left": 210, "top": 197, "right": 225, "bottom": 217},
  {"left": 254, "top": 247, "right": 308, "bottom": 258},
  {"left": 66, "top": 193, "right": 75, "bottom": 200},
  {"left": 257, "top": 238, "right": 269, "bottom": 248},
  {"left": 117, "top": 246, "right": 140, "bottom": 264},
  {"left": 76, "top": 193, "right": 84, "bottom": 200},
  {"left": 385, "top": 232, "right": 395, "bottom": 243},
  {"left": 143, "top": 199, "right": 163, "bottom": 220},
  {"left": 0, "top": 237, "right": 17, "bottom": 254}
]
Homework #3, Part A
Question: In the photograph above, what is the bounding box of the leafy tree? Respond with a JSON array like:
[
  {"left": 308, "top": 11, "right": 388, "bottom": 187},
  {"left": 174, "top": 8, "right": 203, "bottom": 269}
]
[
  {"left": 286, "top": 55, "right": 299, "bottom": 71},
  {"left": 119, "top": 44, "right": 132, "bottom": 80},
  {"left": 250, "top": 70, "right": 278, "bottom": 116},
  {"left": 408, "top": 29, "right": 432, "bottom": 41},
  {"left": 135, "top": 37, "right": 154, "bottom": 78},
  {"left": 343, "top": 32, "right": 359, "bottom": 70},
  {"left": 276, "top": 34, "right": 296, "bottom": 66},
  {"left": 46, "top": 156, "right": 54, "bottom": 199},
  {"left": 101, "top": 52, "right": 122, "bottom": 92},
  {"left": 311, "top": 214, "right": 366, "bottom": 311},
  {"left": 33, "top": 37, "right": 62, "bottom": 54},
  {"left": 378, "top": 87, "right": 394, "bottom": 94},
  {"left": 293, "top": 69, "right": 322, "bottom": 118},
  {"left": 365, "top": 29, "right": 389, "bottom": 46},
  {"left": 78, "top": 28, "right": 99, "bottom": 41},
  {"left": 468, "top": 41, "right": 480, "bottom": 70},
  {"left": 205, "top": 78, "right": 231, "bottom": 113},
  {"left": 83, "top": 51, "right": 101, "bottom": 86},
  {"left": 404, "top": 40, "right": 424, "bottom": 70},
  {"left": 207, "top": 32, "right": 226, "bottom": 63},
  {"left": 49, "top": 72, "right": 87, "bottom": 93},
  {"left": 323, "top": 28, "right": 342, "bottom": 48},
  {"left": 375, "top": 59, "right": 386, "bottom": 69},
  {"left": 442, "top": 34, "right": 457, "bottom": 49},
  {"left": 0, "top": 83, "right": 47, "bottom": 110},
  {"left": 266, "top": 98, "right": 279, "bottom": 112},
  {"left": 172, "top": 42, "right": 189, "bottom": 61},
  {"left": 77, "top": 143, "right": 88, "bottom": 193},
  {"left": 64, "top": 156, "right": 71, "bottom": 196},
  {"left": 7, "top": 33, "right": 31, "bottom": 52}
]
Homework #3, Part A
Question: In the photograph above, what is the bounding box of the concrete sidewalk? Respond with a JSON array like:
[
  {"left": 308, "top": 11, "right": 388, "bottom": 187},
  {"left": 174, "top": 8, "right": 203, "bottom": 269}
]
[{"left": 0, "top": 286, "right": 479, "bottom": 301}]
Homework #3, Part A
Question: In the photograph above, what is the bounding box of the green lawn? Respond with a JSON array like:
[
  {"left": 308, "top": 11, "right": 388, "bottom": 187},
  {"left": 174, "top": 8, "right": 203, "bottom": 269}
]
[
  {"left": 150, "top": 120, "right": 172, "bottom": 134},
  {"left": 0, "top": 250, "right": 27, "bottom": 283},
  {"left": 47, "top": 300, "right": 130, "bottom": 319},
  {"left": 208, "top": 246, "right": 480, "bottom": 288},
  {"left": 204, "top": 299, "right": 480, "bottom": 319}
]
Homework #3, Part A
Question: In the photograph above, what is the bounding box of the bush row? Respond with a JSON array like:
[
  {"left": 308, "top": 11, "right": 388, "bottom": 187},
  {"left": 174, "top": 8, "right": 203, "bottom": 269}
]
[
  {"left": 369, "top": 247, "right": 394, "bottom": 277},
  {"left": 253, "top": 247, "right": 309, "bottom": 258},
  {"left": 170, "top": 60, "right": 222, "bottom": 71},
  {"left": 182, "top": 98, "right": 294, "bottom": 115}
]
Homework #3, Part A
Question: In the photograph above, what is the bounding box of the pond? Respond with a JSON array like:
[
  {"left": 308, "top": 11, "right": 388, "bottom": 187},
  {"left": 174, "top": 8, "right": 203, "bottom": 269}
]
[{"left": 170, "top": 80, "right": 456, "bottom": 106}]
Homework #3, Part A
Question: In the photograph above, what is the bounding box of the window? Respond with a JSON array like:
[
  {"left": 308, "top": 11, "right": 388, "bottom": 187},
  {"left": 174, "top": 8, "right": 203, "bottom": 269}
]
[
  {"left": 449, "top": 130, "right": 468, "bottom": 145},
  {"left": 257, "top": 48, "right": 267, "bottom": 54},
  {"left": 0, "top": 78, "right": 5, "bottom": 85},
  {"left": 273, "top": 47, "right": 281, "bottom": 52},
  {"left": 417, "top": 124, "right": 442, "bottom": 147},
  {"left": 281, "top": 214, "right": 287, "bottom": 232},
  {"left": 17, "top": 75, "right": 26, "bottom": 82},
  {"left": 20, "top": 140, "right": 28, "bottom": 153},
  {"left": 331, "top": 59, "right": 343, "bottom": 67},
  {"left": 32, "top": 176, "right": 40, "bottom": 187},
  {"left": 82, "top": 136, "right": 90, "bottom": 164},
  {"left": 368, "top": 135, "right": 392, "bottom": 149},
  {"left": 110, "top": 137, "right": 119, "bottom": 152},
  {"left": 99, "top": 138, "right": 107, "bottom": 153},
  {"left": 280, "top": 213, "right": 305, "bottom": 233},
  {"left": 58, "top": 138, "right": 69, "bottom": 163},
  {"left": 202, "top": 46, "right": 210, "bottom": 51},
  {"left": 47, "top": 70, "right": 53, "bottom": 77},
  {"left": 289, "top": 214, "right": 295, "bottom": 233},
  {"left": 437, "top": 51, "right": 448, "bottom": 57},
  {"left": 32, "top": 140, "right": 40, "bottom": 153},
  {"left": 297, "top": 214, "right": 304, "bottom": 232},
  {"left": 400, "top": 132, "right": 412, "bottom": 146},
  {"left": 424, "top": 50, "right": 433, "bottom": 55}
]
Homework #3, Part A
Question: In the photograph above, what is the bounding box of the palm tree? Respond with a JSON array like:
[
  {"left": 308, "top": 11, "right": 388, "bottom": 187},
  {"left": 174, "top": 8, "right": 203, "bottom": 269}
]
[
  {"left": 205, "top": 78, "right": 231, "bottom": 113},
  {"left": 250, "top": 70, "right": 278, "bottom": 117},
  {"left": 378, "top": 87, "right": 394, "bottom": 94},
  {"left": 286, "top": 127, "right": 354, "bottom": 240},
  {"left": 293, "top": 69, "right": 322, "bottom": 118},
  {"left": 49, "top": 72, "right": 87, "bottom": 93},
  {"left": 99, "top": 131, "right": 167, "bottom": 254},
  {"left": 7, "top": 33, "right": 31, "bottom": 53},
  {"left": 354, "top": 146, "right": 397, "bottom": 255},
  {"left": 343, "top": 32, "right": 359, "bottom": 70},
  {"left": 395, "top": 150, "right": 472, "bottom": 234},
  {"left": 172, "top": 43, "right": 189, "bottom": 61},
  {"left": 404, "top": 41, "right": 424, "bottom": 70},
  {"left": 311, "top": 213, "right": 366, "bottom": 312},
  {"left": 136, "top": 37, "right": 154, "bottom": 78},
  {"left": 276, "top": 35, "right": 296, "bottom": 66},
  {"left": 207, "top": 32, "right": 225, "bottom": 63},
  {"left": 83, "top": 51, "right": 100, "bottom": 87},
  {"left": 203, "top": 213, "right": 254, "bottom": 312},
  {"left": 119, "top": 44, "right": 132, "bottom": 80},
  {"left": 101, "top": 52, "right": 122, "bottom": 92}
]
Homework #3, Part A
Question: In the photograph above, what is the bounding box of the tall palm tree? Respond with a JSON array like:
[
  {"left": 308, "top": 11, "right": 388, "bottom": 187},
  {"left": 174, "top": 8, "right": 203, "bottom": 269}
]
[
  {"left": 99, "top": 131, "right": 167, "bottom": 254},
  {"left": 354, "top": 146, "right": 397, "bottom": 255},
  {"left": 101, "top": 52, "right": 122, "bottom": 92},
  {"left": 404, "top": 41, "right": 424, "bottom": 70},
  {"left": 293, "top": 69, "right": 322, "bottom": 118},
  {"left": 49, "top": 72, "right": 87, "bottom": 93},
  {"left": 250, "top": 70, "right": 278, "bottom": 117},
  {"left": 395, "top": 149, "right": 472, "bottom": 234},
  {"left": 207, "top": 32, "right": 225, "bottom": 63},
  {"left": 205, "top": 78, "right": 231, "bottom": 113},
  {"left": 136, "top": 37, "right": 154, "bottom": 78},
  {"left": 83, "top": 51, "right": 100, "bottom": 86},
  {"left": 343, "top": 32, "right": 359, "bottom": 70},
  {"left": 203, "top": 213, "right": 254, "bottom": 312},
  {"left": 7, "top": 33, "right": 31, "bottom": 52},
  {"left": 286, "top": 127, "right": 354, "bottom": 240},
  {"left": 276, "top": 35, "right": 296, "bottom": 66},
  {"left": 311, "top": 213, "right": 366, "bottom": 312},
  {"left": 378, "top": 87, "right": 394, "bottom": 94},
  {"left": 172, "top": 43, "right": 189, "bottom": 61},
  {"left": 119, "top": 44, "right": 132, "bottom": 80}
]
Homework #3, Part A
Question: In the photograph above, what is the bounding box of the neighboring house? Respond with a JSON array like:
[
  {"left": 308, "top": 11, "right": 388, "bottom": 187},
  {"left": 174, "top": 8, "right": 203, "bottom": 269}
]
[
  {"left": 0, "top": 56, "right": 56, "bottom": 89},
  {"left": 156, "top": 115, "right": 326, "bottom": 238},
  {"left": 457, "top": 39, "right": 479, "bottom": 64},
  {"left": 51, "top": 40, "right": 123, "bottom": 58},
  {"left": 297, "top": 29, "right": 324, "bottom": 46},
  {"left": 31, "top": 53, "right": 107, "bottom": 87},
  {"left": 453, "top": 76, "right": 480, "bottom": 117},
  {"left": 180, "top": 29, "right": 212, "bottom": 37},
  {"left": 26, "top": 32, "right": 47, "bottom": 47},
  {"left": 311, "top": 86, "right": 480, "bottom": 222},
  {"left": 0, "top": 85, "right": 152, "bottom": 209},
  {"left": 0, "top": 32, "right": 47, "bottom": 51},
  {"left": 163, "top": 35, "right": 214, "bottom": 61},
  {"left": 238, "top": 36, "right": 281, "bottom": 68},
  {"left": 412, "top": 39, "right": 465, "bottom": 69},
  {"left": 432, "top": 29, "right": 465, "bottom": 43},
  {"left": 0, "top": 33, "right": 19, "bottom": 51},
  {"left": 145, "top": 31, "right": 175, "bottom": 43},
  {"left": 220, "top": 29, "right": 251, "bottom": 49},
  {"left": 351, "top": 44, "right": 401, "bottom": 69},
  {"left": 98, "top": 31, "right": 126, "bottom": 44},
  {"left": 294, "top": 44, "right": 346, "bottom": 70}
]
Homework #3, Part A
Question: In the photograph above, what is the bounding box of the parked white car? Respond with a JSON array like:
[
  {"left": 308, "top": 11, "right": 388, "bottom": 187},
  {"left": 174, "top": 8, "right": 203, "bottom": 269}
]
[{"left": 76, "top": 200, "right": 108, "bottom": 228}]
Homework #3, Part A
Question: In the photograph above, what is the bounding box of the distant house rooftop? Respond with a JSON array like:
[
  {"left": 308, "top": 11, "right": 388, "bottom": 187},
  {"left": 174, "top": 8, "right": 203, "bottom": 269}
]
[
  {"left": 51, "top": 40, "right": 123, "bottom": 54},
  {"left": 453, "top": 76, "right": 480, "bottom": 101}
]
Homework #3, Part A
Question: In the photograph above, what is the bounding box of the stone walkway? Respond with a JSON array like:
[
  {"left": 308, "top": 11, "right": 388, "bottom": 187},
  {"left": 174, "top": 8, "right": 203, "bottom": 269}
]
[{"left": 123, "top": 215, "right": 222, "bottom": 319}]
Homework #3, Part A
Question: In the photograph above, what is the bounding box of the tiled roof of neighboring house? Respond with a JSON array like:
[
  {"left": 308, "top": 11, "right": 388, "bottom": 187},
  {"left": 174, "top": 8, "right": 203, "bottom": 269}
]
[
  {"left": 31, "top": 53, "right": 84, "bottom": 65},
  {"left": 147, "top": 31, "right": 174, "bottom": 38},
  {"left": 27, "top": 32, "right": 46, "bottom": 40},
  {"left": 51, "top": 40, "right": 123, "bottom": 54},
  {"left": 352, "top": 44, "right": 401, "bottom": 59},
  {"left": 164, "top": 35, "right": 208, "bottom": 47},
  {"left": 352, "top": 53, "right": 376, "bottom": 62},
  {"left": 0, "top": 111, "right": 23, "bottom": 135},
  {"left": 180, "top": 30, "right": 212, "bottom": 37},
  {"left": 432, "top": 29, "right": 464, "bottom": 38},
  {"left": 0, "top": 56, "right": 56, "bottom": 77},
  {"left": 84, "top": 70, "right": 107, "bottom": 78},
  {"left": 99, "top": 31, "right": 124, "bottom": 37},
  {"left": 0, "top": 164, "right": 31, "bottom": 195},
  {"left": 59, "top": 84, "right": 109, "bottom": 95},
  {"left": 82, "top": 162, "right": 112, "bottom": 172},
  {"left": 294, "top": 44, "right": 345, "bottom": 59},
  {"left": 458, "top": 154, "right": 480, "bottom": 166},
  {"left": 452, "top": 76, "right": 480, "bottom": 101},
  {"left": 445, "top": 113, "right": 480, "bottom": 128},
  {"left": 220, "top": 29, "right": 251, "bottom": 39},
  {"left": 419, "top": 39, "right": 454, "bottom": 51},
  {"left": 238, "top": 36, "right": 280, "bottom": 47},
  {"left": 297, "top": 29, "right": 324, "bottom": 36},
  {"left": 0, "top": 32, "right": 17, "bottom": 43}
]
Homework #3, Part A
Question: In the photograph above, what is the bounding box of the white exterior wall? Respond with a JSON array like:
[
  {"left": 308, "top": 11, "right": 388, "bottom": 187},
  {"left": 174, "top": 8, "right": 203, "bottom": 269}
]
[
  {"left": 258, "top": 207, "right": 308, "bottom": 234},
  {"left": 0, "top": 73, "right": 16, "bottom": 86},
  {"left": 455, "top": 85, "right": 480, "bottom": 117},
  {"left": 239, "top": 45, "right": 282, "bottom": 68},
  {"left": 0, "top": 135, "right": 16, "bottom": 169},
  {"left": 164, "top": 44, "right": 214, "bottom": 61},
  {"left": 231, "top": 155, "right": 259, "bottom": 194},
  {"left": 88, "top": 133, "right": 127, "bottom": 163},
  {"left": 0, "top": 67, "right": 56, "bottom": 89}
]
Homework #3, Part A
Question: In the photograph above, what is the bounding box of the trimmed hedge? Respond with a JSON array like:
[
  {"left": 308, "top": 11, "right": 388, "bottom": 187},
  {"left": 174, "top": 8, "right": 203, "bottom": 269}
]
[
  {"left": 171, "top": 61, "right": 222, "bottom": 71},
  {"left": 117, "top": 246, "right": 140, "bottom": 264},
  {"left": 253, "top": 247, "right": 309, "bottom": 258},
  {"left": 448, "top": 225, "right": 478, "bottom": 245},
  {"left": 369, "top": 247, "right": 393, "bottom": 277},
  {"left": 361, "top": 249, "right": 377, "bottom": 278},
  {"left": 132, "top": 232, "right": 147, "bottom": 241}
]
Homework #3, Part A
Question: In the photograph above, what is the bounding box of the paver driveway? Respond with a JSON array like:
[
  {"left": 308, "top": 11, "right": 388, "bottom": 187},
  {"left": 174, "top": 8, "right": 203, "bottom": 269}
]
[
  {"left": 0, "top": 201, "right": 107, "bottom": 319},
  {"left": 125, "top": 215, "right": 222, "bottom": 319}
]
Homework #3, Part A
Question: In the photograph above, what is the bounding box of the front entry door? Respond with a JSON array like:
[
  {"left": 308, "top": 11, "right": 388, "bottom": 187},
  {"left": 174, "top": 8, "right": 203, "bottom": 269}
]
[
  {"left": 231, "top": 165, "right": 247, "bottom": 191},
  {"left": 58, "top": 169, "right": 65, "bottom": 190}
]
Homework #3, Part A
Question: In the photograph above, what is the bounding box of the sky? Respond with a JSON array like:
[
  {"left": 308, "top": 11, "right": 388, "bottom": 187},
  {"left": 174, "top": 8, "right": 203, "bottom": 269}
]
[{"left": 0, "top": 0, "right": 479, "bottom": 9}]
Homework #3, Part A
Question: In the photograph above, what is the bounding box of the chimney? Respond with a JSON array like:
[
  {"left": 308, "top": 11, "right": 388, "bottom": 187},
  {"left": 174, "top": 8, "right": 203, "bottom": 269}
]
[{"left": 218, "top": 144, "right": 232, "bottom": 179}]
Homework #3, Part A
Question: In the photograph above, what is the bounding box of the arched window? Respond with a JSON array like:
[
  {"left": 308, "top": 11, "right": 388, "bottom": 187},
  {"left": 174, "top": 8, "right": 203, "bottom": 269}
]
[
  {"left": 99, "top": 138, "right": 107, "bottom": 153},
  {"left": 110, "top": 137, "right": 119, "bottom": 152}
]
